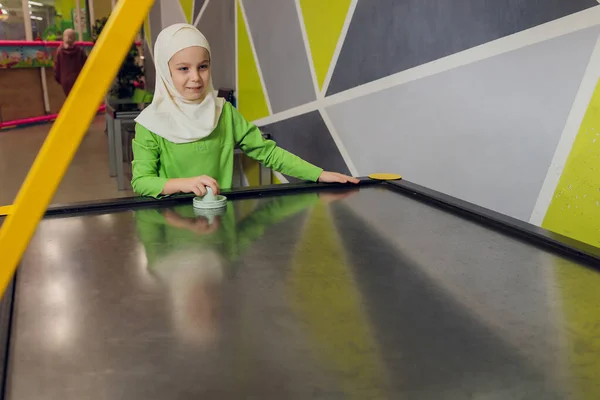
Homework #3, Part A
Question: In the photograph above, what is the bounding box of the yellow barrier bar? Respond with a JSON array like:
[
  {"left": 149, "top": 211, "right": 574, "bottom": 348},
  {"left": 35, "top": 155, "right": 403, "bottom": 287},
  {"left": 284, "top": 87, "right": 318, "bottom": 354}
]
[{"left": 0, "top": 0, "right": 155, "bottom": 297}]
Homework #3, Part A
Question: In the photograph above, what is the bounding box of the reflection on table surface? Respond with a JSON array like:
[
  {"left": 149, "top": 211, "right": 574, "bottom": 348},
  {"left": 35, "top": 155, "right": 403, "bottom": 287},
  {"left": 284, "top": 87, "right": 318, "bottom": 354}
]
[{"left": 8, "top": 186, "right": 600, "bottom": 400}]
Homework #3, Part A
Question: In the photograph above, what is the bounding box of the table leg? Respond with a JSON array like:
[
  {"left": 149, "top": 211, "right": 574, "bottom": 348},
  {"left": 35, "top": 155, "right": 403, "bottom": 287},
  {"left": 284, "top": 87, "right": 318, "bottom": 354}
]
[
  {"left": 115, "top": 120, "right": 126, "bottom": 191},
  {"left": 260, "top": 164, "right": 272, "bottom": 186},
  {"left": 106, "top": 113, "right": 116, "bottom": 177}
]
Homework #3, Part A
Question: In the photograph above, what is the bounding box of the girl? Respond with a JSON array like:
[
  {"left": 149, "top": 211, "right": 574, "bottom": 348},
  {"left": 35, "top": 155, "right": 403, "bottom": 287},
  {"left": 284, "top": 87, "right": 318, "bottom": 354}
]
[{"left": 131, "top": 23, "right": 359, "bottom": 198}]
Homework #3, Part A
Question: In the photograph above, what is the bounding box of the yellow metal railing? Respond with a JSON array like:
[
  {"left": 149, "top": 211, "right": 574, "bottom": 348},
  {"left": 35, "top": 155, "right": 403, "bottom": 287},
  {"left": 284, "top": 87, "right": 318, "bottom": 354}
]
[{"left": 0, "top": 0, "right": 155, "bottom": 297}]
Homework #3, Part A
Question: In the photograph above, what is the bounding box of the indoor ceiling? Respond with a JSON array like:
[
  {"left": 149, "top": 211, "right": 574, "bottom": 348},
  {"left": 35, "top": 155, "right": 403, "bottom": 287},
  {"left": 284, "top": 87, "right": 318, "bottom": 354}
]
[{"left": 1, "top": 0, "right": 55, "bottom": 10}]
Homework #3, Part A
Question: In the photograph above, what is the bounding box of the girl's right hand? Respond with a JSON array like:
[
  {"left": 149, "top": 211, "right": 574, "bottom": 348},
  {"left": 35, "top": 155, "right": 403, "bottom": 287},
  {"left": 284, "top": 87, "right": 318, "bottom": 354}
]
[{"left": 166, "top": 175, "right": 220, "bottom": 196}]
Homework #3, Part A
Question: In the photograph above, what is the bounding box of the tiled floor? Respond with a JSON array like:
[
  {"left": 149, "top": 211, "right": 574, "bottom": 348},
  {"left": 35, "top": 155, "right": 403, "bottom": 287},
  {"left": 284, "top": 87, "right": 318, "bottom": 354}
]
[{"left": 0, "top": 115, "right": 134, "bottom": 208}]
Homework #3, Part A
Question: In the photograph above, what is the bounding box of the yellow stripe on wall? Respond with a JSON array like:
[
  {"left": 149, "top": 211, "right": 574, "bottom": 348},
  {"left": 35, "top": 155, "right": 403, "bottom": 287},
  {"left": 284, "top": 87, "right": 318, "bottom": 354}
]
[
  {"left": 240, "top": 156, "right": 283, "bottom": 187},
  {"left": 543, "top": 79, "right": 600, "bottom": 248},
  {"left": 179, "top": 0, "right": 194, "bottom": 24},
  {"left": 240, "top": 154, "right": 261, "bottom": 187},
  {"left": 299, "top": 0, "right": 351, "bottom": 90},
  {"left": 544, "top": 79, "right": 600, "bottom": 398},
  {"left": 272, "top": 172, "right": 283, "bottom": 184},
  {"left": 236, "top": 0, "right": 270, "bottom": 122}
]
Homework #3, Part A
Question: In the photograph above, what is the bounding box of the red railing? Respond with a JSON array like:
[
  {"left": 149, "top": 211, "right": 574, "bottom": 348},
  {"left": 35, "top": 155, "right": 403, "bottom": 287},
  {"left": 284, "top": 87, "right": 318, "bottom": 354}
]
[
  {"left": 0, "top": 40, "right": 141, "bottom": 47},
  {"left": 0, "top": 40, "right": 94, "bottom": 47},
  {"left": 0, "top": 105, "right": 107, "bottom": 131}
]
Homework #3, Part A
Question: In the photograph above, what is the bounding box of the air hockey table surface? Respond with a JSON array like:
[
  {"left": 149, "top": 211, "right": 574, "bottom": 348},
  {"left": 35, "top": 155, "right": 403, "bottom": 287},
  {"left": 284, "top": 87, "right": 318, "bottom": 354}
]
[{"left": 0, "top": 178, "right": 599, "bottom": 400}]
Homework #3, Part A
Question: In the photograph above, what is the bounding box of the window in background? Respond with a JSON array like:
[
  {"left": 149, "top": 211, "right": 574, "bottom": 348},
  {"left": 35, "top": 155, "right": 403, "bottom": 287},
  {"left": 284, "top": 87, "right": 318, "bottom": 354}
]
[
  {"left": 0, "top": 1, "right": 94, "bottom": 42},
  {"left": 0, "top": 0, "right": 26, "bottom": 40},
  {"left": 53, "top": 0, "right": 92, "bottom": 41},
  {"left": 29, "top": 1, "right": 58, "bottom": 40}
]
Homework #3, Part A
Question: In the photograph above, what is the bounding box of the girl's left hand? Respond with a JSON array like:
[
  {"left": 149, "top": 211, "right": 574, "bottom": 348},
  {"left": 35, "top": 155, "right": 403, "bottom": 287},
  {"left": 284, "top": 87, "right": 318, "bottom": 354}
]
[{"left": 318, "top": 171, "right": 360, "bottom": 184}]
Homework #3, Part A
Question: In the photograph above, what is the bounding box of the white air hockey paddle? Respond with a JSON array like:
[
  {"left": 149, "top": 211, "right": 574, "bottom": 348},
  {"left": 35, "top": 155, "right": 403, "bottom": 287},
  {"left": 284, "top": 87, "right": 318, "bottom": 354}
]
[{"left": 192, "top": 187, "right": 227, "bottom": 225}]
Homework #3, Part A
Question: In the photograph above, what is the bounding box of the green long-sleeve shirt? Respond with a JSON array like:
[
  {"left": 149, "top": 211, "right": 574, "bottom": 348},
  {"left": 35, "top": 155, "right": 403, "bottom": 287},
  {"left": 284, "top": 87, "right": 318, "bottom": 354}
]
[{"left": 131, "top": 102, "right": 323, "bottom": 197}]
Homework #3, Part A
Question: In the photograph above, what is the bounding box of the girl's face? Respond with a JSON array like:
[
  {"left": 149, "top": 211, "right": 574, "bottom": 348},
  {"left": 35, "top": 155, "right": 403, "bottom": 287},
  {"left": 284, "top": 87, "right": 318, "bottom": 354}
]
[{"left": 168, "top": 46, "right": 211, "bottom": 102}]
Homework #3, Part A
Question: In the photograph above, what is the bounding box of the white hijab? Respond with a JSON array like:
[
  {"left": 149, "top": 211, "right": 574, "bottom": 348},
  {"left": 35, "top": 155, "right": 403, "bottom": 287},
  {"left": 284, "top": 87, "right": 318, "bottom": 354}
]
[{"left": 135, "top": 23, "right": 225, "bottom": 143}]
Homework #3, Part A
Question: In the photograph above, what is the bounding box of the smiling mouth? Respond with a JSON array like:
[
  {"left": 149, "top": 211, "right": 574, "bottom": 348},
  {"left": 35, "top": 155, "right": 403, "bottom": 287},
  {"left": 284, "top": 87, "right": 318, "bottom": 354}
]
[{"left": 187, "top": 87, "right": 203, "bottom": 90}]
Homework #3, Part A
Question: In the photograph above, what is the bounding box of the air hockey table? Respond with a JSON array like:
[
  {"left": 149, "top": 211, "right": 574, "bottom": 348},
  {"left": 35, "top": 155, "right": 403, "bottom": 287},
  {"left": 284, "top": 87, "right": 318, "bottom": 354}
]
[{"left": 0, "top": 177, "right": 599, "bottom": 399}]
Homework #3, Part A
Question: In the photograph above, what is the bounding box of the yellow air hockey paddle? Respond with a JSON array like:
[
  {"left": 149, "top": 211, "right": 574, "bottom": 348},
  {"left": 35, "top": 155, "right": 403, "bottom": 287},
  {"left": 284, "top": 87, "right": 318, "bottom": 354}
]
[{"left": 368, "top": 173, "right": 402, "bottom": 181}]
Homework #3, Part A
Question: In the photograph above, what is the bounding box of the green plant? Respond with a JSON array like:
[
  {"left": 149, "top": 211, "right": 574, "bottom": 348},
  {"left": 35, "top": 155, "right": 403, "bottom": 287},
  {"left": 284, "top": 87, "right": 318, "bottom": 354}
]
[
  {"left": 41, "top": 21, "right": 60, "bottom": 41},
  {"left": 93, "top": 17, "right": 144, "bottom": 99},
  {"left": 91, "top": 17, "right": 107, "bottom": 42},
  {"left": 114, "top": 44, "right": 144, "bottom": 98}
]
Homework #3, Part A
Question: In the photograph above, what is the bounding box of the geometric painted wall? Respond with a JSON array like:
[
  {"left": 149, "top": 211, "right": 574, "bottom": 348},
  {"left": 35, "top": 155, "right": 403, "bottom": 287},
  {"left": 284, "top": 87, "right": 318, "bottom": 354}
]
[
  {"left": 542, "top": 79, "right": 600, "bottom": 247},
  {"left": 326, "top": 25, "right": 600, "bottom": 222},
  {"left": 326, "top": 0, "right": 600, "bottom": 95},
  {"left": 137, "top": 0, "right": 600, "bottom": 247},
  {"left": 236, "top": 0, "right": 600, "bottom": 248},
  {"left": 259, "top": 111, "right": 352, "bottom": 183}
]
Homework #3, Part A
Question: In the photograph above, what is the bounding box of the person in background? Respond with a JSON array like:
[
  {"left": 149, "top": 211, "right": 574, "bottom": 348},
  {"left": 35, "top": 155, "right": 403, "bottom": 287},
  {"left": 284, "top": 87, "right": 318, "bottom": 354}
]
[{"left": 53, "top": 29, "right": 87, "bottom": 96}]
